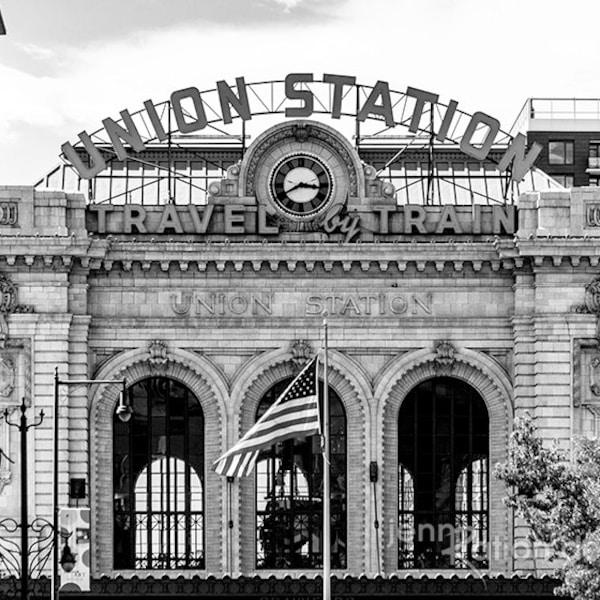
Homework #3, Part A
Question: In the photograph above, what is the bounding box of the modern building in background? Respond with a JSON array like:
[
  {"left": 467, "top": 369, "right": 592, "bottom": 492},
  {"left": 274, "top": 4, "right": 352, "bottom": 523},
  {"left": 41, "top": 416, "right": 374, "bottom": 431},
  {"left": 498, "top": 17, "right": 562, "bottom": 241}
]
[
  {"left": 1, "top": 77, "right": 599, "bottom": 599},
  {"left": 512, "top": 98, "right": 600, "bottom": 188}
]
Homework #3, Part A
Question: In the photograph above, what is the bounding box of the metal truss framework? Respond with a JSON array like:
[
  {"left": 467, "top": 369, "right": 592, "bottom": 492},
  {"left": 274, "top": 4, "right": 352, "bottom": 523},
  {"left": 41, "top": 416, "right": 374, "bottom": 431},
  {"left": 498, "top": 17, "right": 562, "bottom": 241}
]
[{"left": 36, "top": 79, "right": 563, "bottom": 206}]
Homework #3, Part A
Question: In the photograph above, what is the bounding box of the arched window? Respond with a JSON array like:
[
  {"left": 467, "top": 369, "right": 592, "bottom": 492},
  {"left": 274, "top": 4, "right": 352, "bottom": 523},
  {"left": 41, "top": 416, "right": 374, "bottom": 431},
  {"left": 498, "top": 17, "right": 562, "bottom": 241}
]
[
  {"left": 398, "top": 377, "right": 488, "bottom": 569},
  {"left": 113, "top": 377, "right": 204, "bottom": 569},
  {"left": 255, "top": 378, "right": 346, "bottom": 569}
]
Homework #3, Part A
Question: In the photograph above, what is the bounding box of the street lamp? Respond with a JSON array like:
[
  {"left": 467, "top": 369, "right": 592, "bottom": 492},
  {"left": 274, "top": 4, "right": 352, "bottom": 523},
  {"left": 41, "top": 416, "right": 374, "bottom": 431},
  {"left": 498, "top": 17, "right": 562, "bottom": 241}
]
[
  {"left": 52, "top": 368, "right": 130, "bottom": 600},
  {"left": 3, "top": 398, "right": 45, "bottom": 600}
]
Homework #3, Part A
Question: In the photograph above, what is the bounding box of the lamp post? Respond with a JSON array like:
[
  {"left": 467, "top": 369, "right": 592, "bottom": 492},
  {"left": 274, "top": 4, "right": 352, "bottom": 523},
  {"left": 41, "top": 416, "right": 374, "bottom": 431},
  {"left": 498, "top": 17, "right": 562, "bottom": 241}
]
[
  {"left": 52, "top": 367, "right": 131, "bottom": 600},
  {"left": 4, "top": 398, "right": 44, "bottom": 600}
]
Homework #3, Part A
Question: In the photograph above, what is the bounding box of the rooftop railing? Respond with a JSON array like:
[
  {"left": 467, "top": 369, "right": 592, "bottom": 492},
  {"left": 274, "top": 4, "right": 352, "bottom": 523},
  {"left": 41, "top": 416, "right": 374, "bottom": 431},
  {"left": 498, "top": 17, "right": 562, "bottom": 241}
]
[{"left": 510, "top": 98, "right": 600, "bottom": 135}]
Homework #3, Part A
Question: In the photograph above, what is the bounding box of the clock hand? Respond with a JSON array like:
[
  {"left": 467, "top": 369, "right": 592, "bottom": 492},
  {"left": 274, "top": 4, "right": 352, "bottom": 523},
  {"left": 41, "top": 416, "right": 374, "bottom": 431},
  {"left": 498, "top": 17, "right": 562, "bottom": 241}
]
[
  {"left": 285, "top": 181, "right": 304, "bottom": 193},
  {"left": 285, "top": 181, "right": 320, "bottom": 193}
]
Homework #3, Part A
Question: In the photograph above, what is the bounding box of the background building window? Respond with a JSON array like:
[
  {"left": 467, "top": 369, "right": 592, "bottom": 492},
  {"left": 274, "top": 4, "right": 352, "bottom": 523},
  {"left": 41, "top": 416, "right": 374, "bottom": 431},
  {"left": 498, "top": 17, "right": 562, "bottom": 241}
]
[
  {"left": 589, "top": 176, "right": 600, "bottom": 186},
  {"left": 113, "top": 377, "right": 205, "bottom": 569},
  {"left": 255, "top": 378, "right": 346, "bottom": 569},
  {"left": 398, "top": 377, "right": 489, "bottom": 569},
  {"left": 548, "top": 140, "right": 574, "bottom": 165},
  {"left": 553, "top": 174, "right": 574, "bottom": 188},
  {"left": 590, "top": 142, "right": 600, "bottom": 159}
]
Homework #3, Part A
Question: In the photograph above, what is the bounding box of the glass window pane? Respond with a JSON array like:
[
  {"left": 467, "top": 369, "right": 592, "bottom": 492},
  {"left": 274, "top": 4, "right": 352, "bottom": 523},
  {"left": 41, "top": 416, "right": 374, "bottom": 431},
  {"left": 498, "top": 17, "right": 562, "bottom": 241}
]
[
  {"left": 114, "top": 377, "right": 205, "bottom": 569},
  {"left": 255, "top": 377, "right": 346, "bottom": 569},
  {"left": 398, "top": 377, "right": 489, "bottom": 569},
  {"left": 549, "top": 140, "right": 574, "bottom": 165}
]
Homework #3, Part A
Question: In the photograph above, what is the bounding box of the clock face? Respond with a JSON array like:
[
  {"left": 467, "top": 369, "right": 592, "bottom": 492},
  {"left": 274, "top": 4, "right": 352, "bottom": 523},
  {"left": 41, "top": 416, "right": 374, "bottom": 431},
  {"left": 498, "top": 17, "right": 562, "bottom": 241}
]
[{"left": 270, "top": 154, "right": 333, "bottom": 218}]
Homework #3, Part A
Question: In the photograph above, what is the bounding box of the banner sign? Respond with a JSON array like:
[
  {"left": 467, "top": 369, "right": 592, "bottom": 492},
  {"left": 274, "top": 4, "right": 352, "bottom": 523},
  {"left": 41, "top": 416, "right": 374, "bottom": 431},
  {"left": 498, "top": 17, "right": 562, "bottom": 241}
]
[{"left": 58, "top": 507, "right": 91, "bottom": 592}]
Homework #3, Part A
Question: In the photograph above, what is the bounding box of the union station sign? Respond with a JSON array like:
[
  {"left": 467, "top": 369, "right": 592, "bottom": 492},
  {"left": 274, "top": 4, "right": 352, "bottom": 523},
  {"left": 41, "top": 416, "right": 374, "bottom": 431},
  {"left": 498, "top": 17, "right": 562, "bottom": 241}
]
[
  {"left": 64, "top": 74, "right": 541, "bottom": 182},
  {"left": 70, "top": 75, "right": 533, "bottom": 242}
]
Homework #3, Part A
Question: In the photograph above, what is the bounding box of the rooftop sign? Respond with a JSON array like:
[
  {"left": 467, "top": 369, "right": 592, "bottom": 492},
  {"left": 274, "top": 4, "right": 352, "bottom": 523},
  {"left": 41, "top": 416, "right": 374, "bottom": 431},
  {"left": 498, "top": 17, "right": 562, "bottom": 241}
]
[{"left": 62, "top": 74, "right": 541, "bottom": 182}]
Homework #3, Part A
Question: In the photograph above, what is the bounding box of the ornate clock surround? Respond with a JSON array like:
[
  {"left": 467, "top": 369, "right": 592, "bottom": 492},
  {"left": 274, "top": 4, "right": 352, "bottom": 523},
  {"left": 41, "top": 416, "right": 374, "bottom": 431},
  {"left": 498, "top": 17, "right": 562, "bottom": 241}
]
[{"left": 240, "top": 120, "right": 364, "bottom": 223}]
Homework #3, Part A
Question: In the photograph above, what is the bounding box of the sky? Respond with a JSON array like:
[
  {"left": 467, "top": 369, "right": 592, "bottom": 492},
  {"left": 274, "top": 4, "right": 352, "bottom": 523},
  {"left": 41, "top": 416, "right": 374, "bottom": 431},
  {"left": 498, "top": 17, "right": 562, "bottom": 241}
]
[{"left": 1, "top": 0, "right": 600, "bottom": 185}]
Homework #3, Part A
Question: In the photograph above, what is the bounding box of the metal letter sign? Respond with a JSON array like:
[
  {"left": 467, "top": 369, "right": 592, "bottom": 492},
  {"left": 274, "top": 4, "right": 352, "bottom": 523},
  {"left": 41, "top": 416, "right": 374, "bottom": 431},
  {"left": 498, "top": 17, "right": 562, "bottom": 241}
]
[{"left": 61, "top": 75, "right": 541, "bottom": 183}]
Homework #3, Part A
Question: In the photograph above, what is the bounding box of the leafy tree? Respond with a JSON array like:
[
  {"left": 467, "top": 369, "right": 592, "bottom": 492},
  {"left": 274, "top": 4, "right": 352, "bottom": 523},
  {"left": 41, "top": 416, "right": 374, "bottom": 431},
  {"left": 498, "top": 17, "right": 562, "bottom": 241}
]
[{"left": 495, "top": 413, "right": 600, "bottom": 600}]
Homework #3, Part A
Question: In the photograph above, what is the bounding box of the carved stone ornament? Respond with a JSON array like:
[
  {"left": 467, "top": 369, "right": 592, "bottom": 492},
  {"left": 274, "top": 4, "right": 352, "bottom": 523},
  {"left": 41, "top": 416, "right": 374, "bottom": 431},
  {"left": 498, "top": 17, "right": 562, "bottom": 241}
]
[
  {"left": 0, "top": 277, "right": 17, "bottom": 315},
  {"left": 289, "top": 339, "right": 313, "bottom": 367},
  {"left": 572, "top": 276, "right": 600, "bottom": 315},
  {"left": 0, "top": 358, "right": 15, "bottom": 398},
  {"left": 433, "top": 340, "right": 456, "bottom": 375},
  {"left": 147, "top": 340, "right": 169, "bottom": 370},
  {"left": 0, "top": 276, "right": 33, "bottom": 348},
  {"left": 586, "top": 278, "right": 600, "bottom": 314},
  {"left": 591, "top": 356, "right": 600, "bottom": 397}
]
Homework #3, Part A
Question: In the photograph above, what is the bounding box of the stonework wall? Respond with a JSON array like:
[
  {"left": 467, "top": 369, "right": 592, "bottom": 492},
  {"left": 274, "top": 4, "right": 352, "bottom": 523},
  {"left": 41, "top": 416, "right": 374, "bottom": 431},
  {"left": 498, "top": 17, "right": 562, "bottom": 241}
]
[{"left": 2, "top": 185, "right": 600, "bottom": 580}]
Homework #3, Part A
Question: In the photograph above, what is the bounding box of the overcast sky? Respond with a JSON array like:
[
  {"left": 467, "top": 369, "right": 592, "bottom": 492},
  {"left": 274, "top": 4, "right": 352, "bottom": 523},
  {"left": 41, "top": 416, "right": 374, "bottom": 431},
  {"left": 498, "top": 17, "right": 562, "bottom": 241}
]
[{"left": 1, "top": 0, "right": 599, "bottom": 185}]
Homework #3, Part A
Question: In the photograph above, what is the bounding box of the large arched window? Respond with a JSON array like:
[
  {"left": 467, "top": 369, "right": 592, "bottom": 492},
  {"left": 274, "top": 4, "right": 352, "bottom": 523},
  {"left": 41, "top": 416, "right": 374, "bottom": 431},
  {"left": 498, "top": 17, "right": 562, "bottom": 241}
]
[
  {"left": 113, "top": 377, "right": 204, "bottom": 569},
  {"left": 398, "top": 377, "right": 488, "bottom": 569},
  {"left": 255, "top": 378, "right": 346, "bottom": 569}
]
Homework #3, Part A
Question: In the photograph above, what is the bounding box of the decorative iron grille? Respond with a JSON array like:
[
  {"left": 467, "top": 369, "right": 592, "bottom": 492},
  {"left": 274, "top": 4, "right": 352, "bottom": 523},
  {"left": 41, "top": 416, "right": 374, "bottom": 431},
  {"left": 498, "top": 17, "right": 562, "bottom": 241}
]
[
  {"left": 113, "top": 377, "right": 204, "bottom": 569},
  {"left": 398, "top": 377, "right": 489, "bottom": 569},
  {"left": 255, "top": 378, "right": 346, "bottom": 569}
]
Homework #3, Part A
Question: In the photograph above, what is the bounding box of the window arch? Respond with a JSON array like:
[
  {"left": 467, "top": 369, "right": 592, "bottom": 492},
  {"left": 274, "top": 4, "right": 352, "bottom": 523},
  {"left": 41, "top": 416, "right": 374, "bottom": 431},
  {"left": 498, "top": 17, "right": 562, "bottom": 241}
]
[
  {"left": 255, "top": 378, "right": 346, "bottom": 569},
  {"left": 113, "top": 377, "right": 204, "bottom": 569},
  {"left": 398, "top": 377, "right": 488, "bottom": 569}
]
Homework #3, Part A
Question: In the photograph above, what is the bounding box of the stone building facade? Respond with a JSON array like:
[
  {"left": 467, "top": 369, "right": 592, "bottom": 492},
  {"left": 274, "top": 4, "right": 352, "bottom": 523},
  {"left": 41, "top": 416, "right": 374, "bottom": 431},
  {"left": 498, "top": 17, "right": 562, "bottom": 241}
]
[{"left": 1, "top": 115, "right": 598, "bottom": 598}]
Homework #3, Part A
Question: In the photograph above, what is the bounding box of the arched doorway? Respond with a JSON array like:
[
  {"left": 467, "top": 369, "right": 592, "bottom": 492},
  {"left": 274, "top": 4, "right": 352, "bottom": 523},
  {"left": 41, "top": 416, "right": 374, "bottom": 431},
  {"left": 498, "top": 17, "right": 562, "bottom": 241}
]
[
  {"left": 398, "top": 377, "right": 488, "bottom": 569},
  {"left": 113, "top": 377, "right": 204, "bottom": 569},
  {"left": 255, "top": 378, "right": 346, "bottom": 569}
]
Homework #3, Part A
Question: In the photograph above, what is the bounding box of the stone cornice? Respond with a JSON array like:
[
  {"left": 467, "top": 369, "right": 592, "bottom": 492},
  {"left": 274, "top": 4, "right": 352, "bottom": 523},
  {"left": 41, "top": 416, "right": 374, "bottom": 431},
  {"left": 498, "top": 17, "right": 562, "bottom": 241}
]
[
  {"left": 94, "top": 240, "right": 512, "bottom": 274},
  {"left": 0, "top": 236, "right": 107, "bottom": 268},
  {"left": 496, "top": 237, "right": 600, "bottom": 268},
  {"left": 2, "top": 235, "right": 600, "bottom": 272}
]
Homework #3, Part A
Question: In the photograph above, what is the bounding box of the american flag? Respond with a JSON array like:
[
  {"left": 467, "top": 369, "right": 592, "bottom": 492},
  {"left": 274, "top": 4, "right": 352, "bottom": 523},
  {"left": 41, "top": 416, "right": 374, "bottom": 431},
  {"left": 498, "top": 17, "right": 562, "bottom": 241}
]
[{"left": 213, "top": 356, "right": 320, "bottom": 478}]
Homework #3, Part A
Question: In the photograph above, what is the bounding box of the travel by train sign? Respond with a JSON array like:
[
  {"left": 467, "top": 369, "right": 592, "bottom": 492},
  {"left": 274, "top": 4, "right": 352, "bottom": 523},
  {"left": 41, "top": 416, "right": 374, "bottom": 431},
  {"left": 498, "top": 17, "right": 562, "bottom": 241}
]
[{"left": 62, "top": 73, "right": 541, "bottom": 182}]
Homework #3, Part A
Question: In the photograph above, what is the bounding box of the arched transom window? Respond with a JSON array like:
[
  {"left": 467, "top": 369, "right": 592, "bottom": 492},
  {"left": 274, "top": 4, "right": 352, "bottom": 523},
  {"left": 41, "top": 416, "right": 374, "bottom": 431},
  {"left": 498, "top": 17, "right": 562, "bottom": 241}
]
[
  {"left": 255, "top": 377, "right": 346, "bottom": 569},
  {"left": 113, "top": 377, "right": 204, "bottom": 569},
  {"left": 398, "top": 377, "right": 488, "bottom": 569}
]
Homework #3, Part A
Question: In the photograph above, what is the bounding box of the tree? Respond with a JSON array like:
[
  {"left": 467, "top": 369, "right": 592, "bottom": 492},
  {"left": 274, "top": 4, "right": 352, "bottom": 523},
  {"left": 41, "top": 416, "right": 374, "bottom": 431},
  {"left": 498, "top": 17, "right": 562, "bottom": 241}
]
[{"left": 495, "top": 413, "right": 600, "bottom": 600}]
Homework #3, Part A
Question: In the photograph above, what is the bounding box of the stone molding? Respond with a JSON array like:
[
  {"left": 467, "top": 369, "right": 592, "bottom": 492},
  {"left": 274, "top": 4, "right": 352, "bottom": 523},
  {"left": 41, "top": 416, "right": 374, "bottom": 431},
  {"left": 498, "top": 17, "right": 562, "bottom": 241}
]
[
  {"left": 234, "top": 349, "right": 368, "bottom": 574},
  {"left": 377, "top": 345, "right": 513, "bottom": 572},
  {"left": 90, "top": 345, "right": 228, "bottom": 575}
]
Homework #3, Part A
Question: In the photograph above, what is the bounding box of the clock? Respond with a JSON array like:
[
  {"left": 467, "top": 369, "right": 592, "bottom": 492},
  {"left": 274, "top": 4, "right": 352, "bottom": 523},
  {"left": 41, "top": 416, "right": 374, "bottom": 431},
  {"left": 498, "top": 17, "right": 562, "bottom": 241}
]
[{"left": 269, "top": 153, "right": 333, "bottom": 219}]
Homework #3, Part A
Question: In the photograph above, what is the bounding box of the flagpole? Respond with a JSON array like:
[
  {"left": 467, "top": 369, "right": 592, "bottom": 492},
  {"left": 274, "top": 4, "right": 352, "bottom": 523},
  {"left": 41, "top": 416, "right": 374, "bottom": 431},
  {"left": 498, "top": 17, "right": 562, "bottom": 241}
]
[{"left": 322, "top": 313, "right": 330, "bottom": 600}]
